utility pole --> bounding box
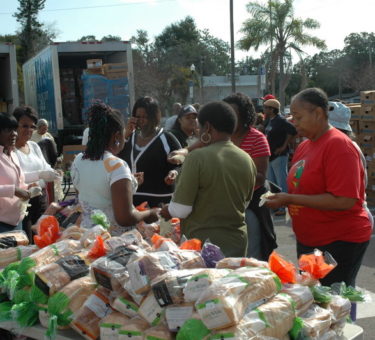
[230,0,236,93]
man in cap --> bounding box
[263,98,297,216]
[165,102,182,131]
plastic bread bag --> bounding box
[0,230,29,249]
[71,287,114,340]
[299,304,333,338]
[183,268,232,303]
[81,224,111,248]
[111,291,140,319]
[195,267,282,330]
[298,249,337,281]
[91,209,110,230]
[136,220,160,241]
[34,215,61,248]
[126,250,180,295]
[91,245,139,293]
[28,239,82,267]
[0,245,38,268]
[281,283,314,316]
[172,249,206,269]
[144,323,173,340]
[123,279,146,305]
[165,303,195,332]
[259,191,274,207]
[138,291,165,326]
[200,240,225,268]
[324,294,351,321]
[210,293,296,339]
[34,252,90,296]
[151,234,179,252]
[176,318,211,340]
[310,285,333,304]
[330,318,347,337]
[179,238,201,251]
[151,269,203,307]
[118,315,149,340]
[268,251,297,284]
[216,257,269,270]
[105,229,150,253]
[57,225,85,242]
[100,311,130,340]
[330,282,367,302]
[42,276,97,339]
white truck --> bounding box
[0,43,19,113]
[22,41,135,145]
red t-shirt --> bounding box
[240,127,271,158]
[287,128,371,246]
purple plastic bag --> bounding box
[201,240,225,268]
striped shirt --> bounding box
[240,127,271,158]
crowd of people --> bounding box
[0,88,373,320]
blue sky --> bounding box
[1,0,375,61]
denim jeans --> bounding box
[245,208,261,259]
[267,155,288,193]
[0,221,23,233]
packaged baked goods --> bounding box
[138,292,165,326]
[300,304,333,338]
[28,239,82,267]
[105,229,150,253]
[151,269,202,307]
[196,267,281,330]
[0,230,29,248]
[144,323,173,340]
[281,283,314,316]
[325,295,351,321]
[176,318,211,340]
[172,250,206,269]
[71,287,114,340]
[57,225,85,241]
[81,225,111,248]
[34,253,91,295]
[183,269,231,303]
[91,245,139,293]
[0,245,38,268]
[165,303,194,332]
[118,316,149,340]
[100,311,130,340]
[216,257,269,270]
[111,291,140,318]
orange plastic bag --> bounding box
[299,249,337,279]
[151,234,178,251]
[88,235,106,258]
[34,216,61,248]
[180,238,202,251]
[268,251,297,284]
[136,201,149,211]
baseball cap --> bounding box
[179,105,197,117]
[261,94,276,101]
[328,101,352,132]
[263,99,280,110]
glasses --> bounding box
[19,124,36,130]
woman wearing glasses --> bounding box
[13,106,58,239]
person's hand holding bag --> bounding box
[38,169,60,182]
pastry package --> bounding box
[325,294,351,321]
[281,283,314,316]
[144,323,173,340]
[165,303,195,332]
[0,230,29,248]
[57,225,85,241]
[138,291,165,326]
[210,293,295,339]
[81,225,111,248]
[118,316,149,340]
[151,269,202,307]
[28,239,82,267]
[100,311,130,340]
[0,245,38,268]
[195,267,281,330]
[71,287,114,340]
[91,245,139,293]
[111,291,140,318]
[126,251,180,295]
[183,268,231,303]
[172,250,206,269]
[216,257,269,270]
[34,252,90,295]
[104,229,150,253]
[300,304,333,338]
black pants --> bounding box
[297,240,369,287]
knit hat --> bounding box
[263,99,281,110]
[328,101,352,132]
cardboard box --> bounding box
[62,145,86,170]
[85,67,104,75]
[360,105,375,121]
[106,71,128,80]
[103,63,127,80]
[360,90,375,105]
[350,120,359,134]
[359,121,375,134]
[350,105,361,120]
[86,59,103,69]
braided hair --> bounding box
[223,93,256,129]
[83,102,124,160]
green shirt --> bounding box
[172,140,256,257]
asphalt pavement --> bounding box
[272,211,375,340]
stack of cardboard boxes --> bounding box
[349,91,375,206]
[85,59,127,79]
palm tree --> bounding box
[238,0,326,107]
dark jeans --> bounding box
[0,221,23,233]
[297,240,369,287]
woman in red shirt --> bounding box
[266,88,371,291]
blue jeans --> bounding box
[245,208,261,258]
[267,155,288,193]
[0,221,23,233]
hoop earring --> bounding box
[115,140,120,147]
[200,132,211,144]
